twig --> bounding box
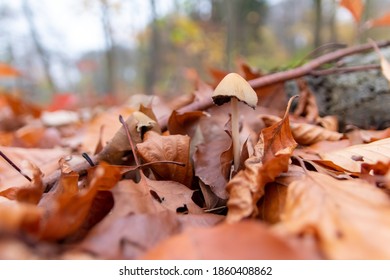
[0,150,32,182]
[158,40,390,131]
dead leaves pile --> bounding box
[1,63,390,260]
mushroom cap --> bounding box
[132,111,156,132]
[212,72,258,109]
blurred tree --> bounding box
[21,0,57,93]
[313,0,322,48]
[99,0,117,96]
[144,0,161,95]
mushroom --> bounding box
[212,72,258,172]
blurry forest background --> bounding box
[1,0,390,106]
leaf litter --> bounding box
[0,62,390,260]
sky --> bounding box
[6,0,174,58]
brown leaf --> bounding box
[346,126,390,144]
[0,161,44,204]
[73,172,218,259]
[82,106,134,155]
[0,197,42,233]
[142,220,316,260]
[261,114,344,145]
[167,110,205,136]
[278,171,390,259]
[293,79,319,123]
[78,212,182,259]
[320,137,390,172]
[0,146,69,191]
[226,96,298,223]
[340,0,364,23]
[193,111,232,199]
[258,182,288,224]
[37,163,121,240]
[137,131,193,188]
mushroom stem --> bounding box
[231,97,240,171]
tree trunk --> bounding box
[313,0,322,48]
[144,0,160,95]
[100,0,116,96]
[225,0,238,71]
[22,0,56,93]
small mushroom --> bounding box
[132,111,157,133]
[212,73,258,171]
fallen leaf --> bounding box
[346,126,390,144]
[261,114,344,145]
[293,79,319,123]
[142,220,317,260]
[193,110,232,199]
[226,96,298,223]
[320,137,390,172]
[0,146,69,191]
[37,163,121,240]
[137,131,193,188]
[278,171,390,259]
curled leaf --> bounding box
[261,115,344,145]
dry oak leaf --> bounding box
[278,171,390,259]
[261,115,344,145]
[142,220,316,260]
[137,131,193,188]
[226,96,298,223]
[320,137,390,172]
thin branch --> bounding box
[0,151,32,182]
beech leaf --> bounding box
[142,220,317,260]
[320,137,390,172]
[261,115,344,145]
[278,171,390,259]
